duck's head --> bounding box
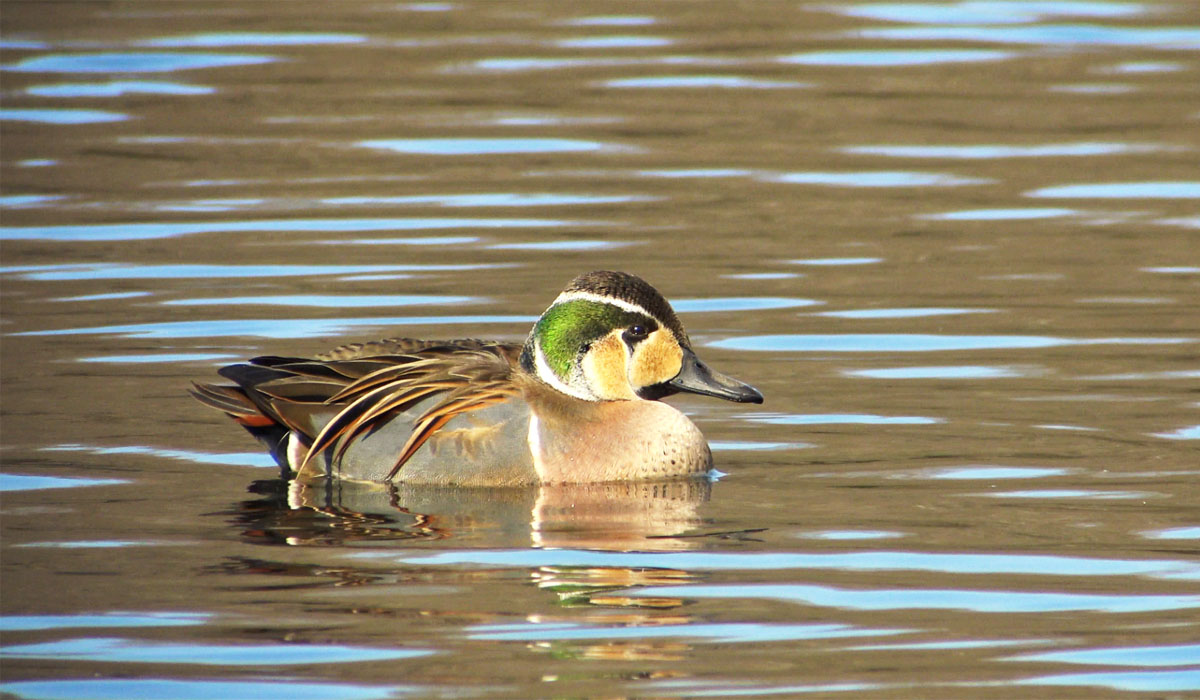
[520,270,763,404]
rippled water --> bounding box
[2,1,1198,698]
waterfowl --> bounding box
[191,270,763,485]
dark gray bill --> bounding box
[666,347,763,404]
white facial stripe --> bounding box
[533,338,597,401]
[550,290,664,326]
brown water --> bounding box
[2,2,1199,698]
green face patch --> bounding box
[535,300,650,380]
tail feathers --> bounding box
[190,382,274,427]
[191,382,293,477]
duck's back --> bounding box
[192,338,536,484]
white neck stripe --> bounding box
[532,339,598,401]
[550,290,661,324]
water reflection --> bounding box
[0,636,431,665]
[0,613,209,631]
[136,32,366,47]
[466,56,729,72]
[1143,527,1200,540]
[779,49,1015,66]
[556,36,672,49]
[1101,60,1183,73]
[765,171,989,187]
[7,262,478,280]
[1007,643,1200,666]
[382,549,1200,579]
[749,413,943,426]
[921,208,1077,221]
[1016,669,1200,693]
[25,81,213,97]
[0,217,572,241]
[20,315,535,339]
[44,444,276,468]
[268,478,712,551]
[976,489,1151,500]
[856,24,1200,48]
[0,194,67,207]
[833,2,1147,24]
[162,294,480,308]
[629,583,1200,613]
[926,467,1068,480]
[0,474,128,492]
[673,297,820,312]
[2,52,276,73]
[605,75,808,89]
[322,193,655,207]
[562,15,657,26]
[841,142,1163,158]
[77,353,236,365]
[791,257,882,265]
[467,620,907,643]
[0,109,127,124]
[359,138,613,155]
[815,307,995,318]
[844,365,1027,379]
[0,679,412,700]
[1028,182,1200,198]
[712,334,1194,352]
[487,239,631,251]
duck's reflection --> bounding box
[226,478,722,663]
[238,477,712,551]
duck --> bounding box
[191,270,763,486]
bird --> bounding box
[191,270,763,486]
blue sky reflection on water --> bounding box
[711,334,1195,352]
[25,81,213,97]
[854,24,1200,49]
[43,444,278,468]
[844,365,1027,379]
[831,2,1147,25]
[1016,669,1200,693]
[161,294,480,308]
[1006,643,1200,667]
[467,621,910,643]
[1028,182,1200,198]
[779,49,1016,66]
[0,613,210,632]
[0,217,572,242]
[606,75,809,89]
[629,583,1200,614]
[841,143,1165,158]
[136,32,366,47]
[0,474,129,492]
[17,316,536,340]
[359,137,612,155]
[0,637,433,666]
[2,52,276,73]
[374,549,1200,580]
[0,679,411,700]
[0,109,128,124]
[765,171,990,187]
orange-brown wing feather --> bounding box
[298,342,522,475]
[383,379,516,480]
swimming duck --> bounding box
[191,270,763,485]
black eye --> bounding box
[623,324,649,343]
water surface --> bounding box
[2,1,1198,698]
